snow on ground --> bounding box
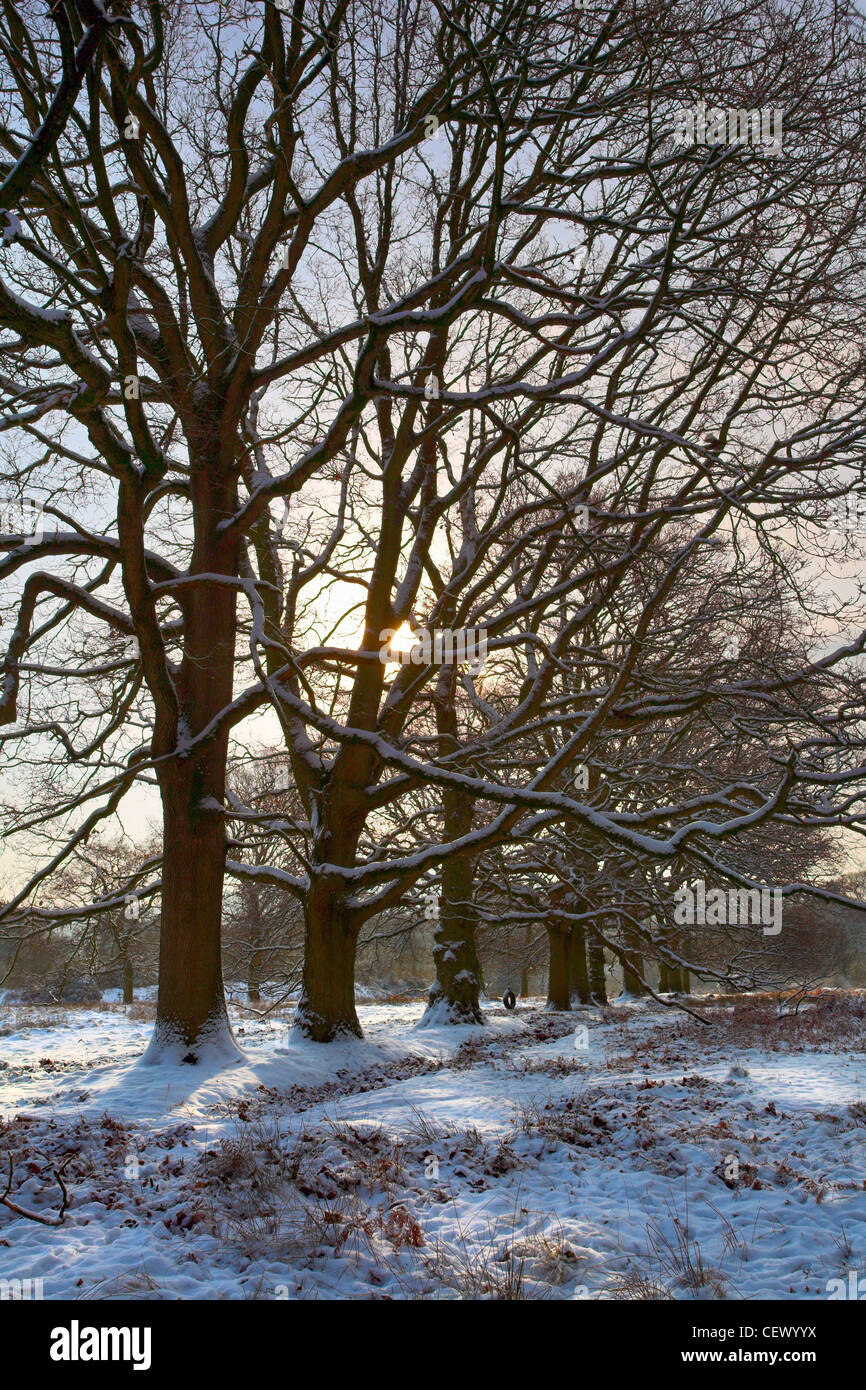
[0,991,864,1300]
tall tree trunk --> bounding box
[568,921,590,1004]
[520,924,532,997]
[546,920,571,1010]
[588,933,608,1004]
[122,956,134,1006]
[144,468,240,1065]
[296,877,361,1041]
[247,886,264,1003]
[423,672,483,1025]
[146,758,234,1061]
[668,927,689,990]
[668,918,690,992]
[620,934,647,997]
[422,846,484,1025]
[658,959,672,992]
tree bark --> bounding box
[546,920,571,1010]
[146,758,234,1061]
[671,967,689,992]
[144,464,240,1065]
[568,921,591,1004]
[588,933,608,1004]
[520,923,532,997]
[423,847,484,1025]
[122,957,134,1006]
[295,877,361,1041]
[668,938,690,991]
[620,942,647,997]
[422,673,483,1026]
[247,886,264,1003]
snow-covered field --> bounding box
[1,991,864,1300]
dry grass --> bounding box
[0,999,157,1034]
[404,1106,447,1146]
[126,1001,157,1022]
[0,1007,60,1036]
[646,1214,730,1297]
[607,990,866,1073]
[204,1114,293,1194]
[612,1272,676,1299]
[424,1202,590,1300]
[685,990,866,1054]
[511,1088,613,1150]
[77,1270,170,1300]
[426,1215,533,1299]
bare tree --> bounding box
[4,0,866,1064]
[0,0,113,223]
[2,0,586,1057]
